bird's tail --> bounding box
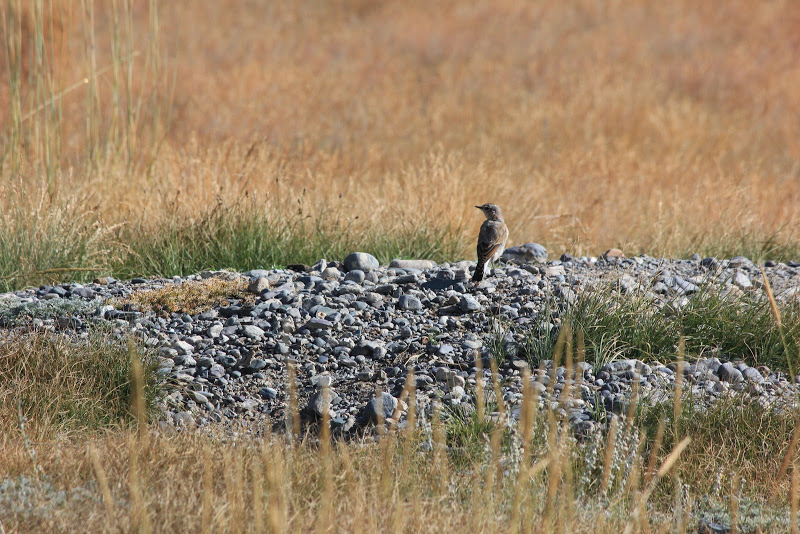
[472,261,485,282]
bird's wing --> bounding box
[477,221,506,262]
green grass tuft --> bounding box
[511,280,800,373]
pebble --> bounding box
[2,252,798,440]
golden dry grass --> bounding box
[3,0,800,260]
[1,369,798,533]
[119,276,255,317]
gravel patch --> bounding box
[1,248,799,438]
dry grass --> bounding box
[119,276,255,317]
[0,331,161,435]
[1,328,799,532]
[2,0,800,273]
[1,340,799,533]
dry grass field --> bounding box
[3,2,800,532]
[3,0,800,290]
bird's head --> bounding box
[475,203,503,221]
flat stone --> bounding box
[458,295,481,312]
[241,325,265,339]
[389,259,436,271]
[304,318,334,331]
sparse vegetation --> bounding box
[3,1,800,532]
[0,332,164,434]
[2,334,798,532]
[119,276,255,317]
[506,281,800,373]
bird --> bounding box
[472,203,509,282]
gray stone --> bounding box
[501,243,547,264]
[259,387,278,400]
[458,295,481,312]
[398,295,423,311]
[249,358,267,371]
[717,362,744,384]
[241,325,265,340]
[207,323,223,338]
[174,340,194,355]
[362,392,398,423]
[321,267,342,280]
[389,259,436,271]
[343,252,380,272]
[345,270,366,283]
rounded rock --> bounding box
[343,252,380,273]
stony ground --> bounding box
[2,247,800,439]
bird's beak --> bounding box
[474,205,481,209]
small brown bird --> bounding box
[472,203,509,282]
